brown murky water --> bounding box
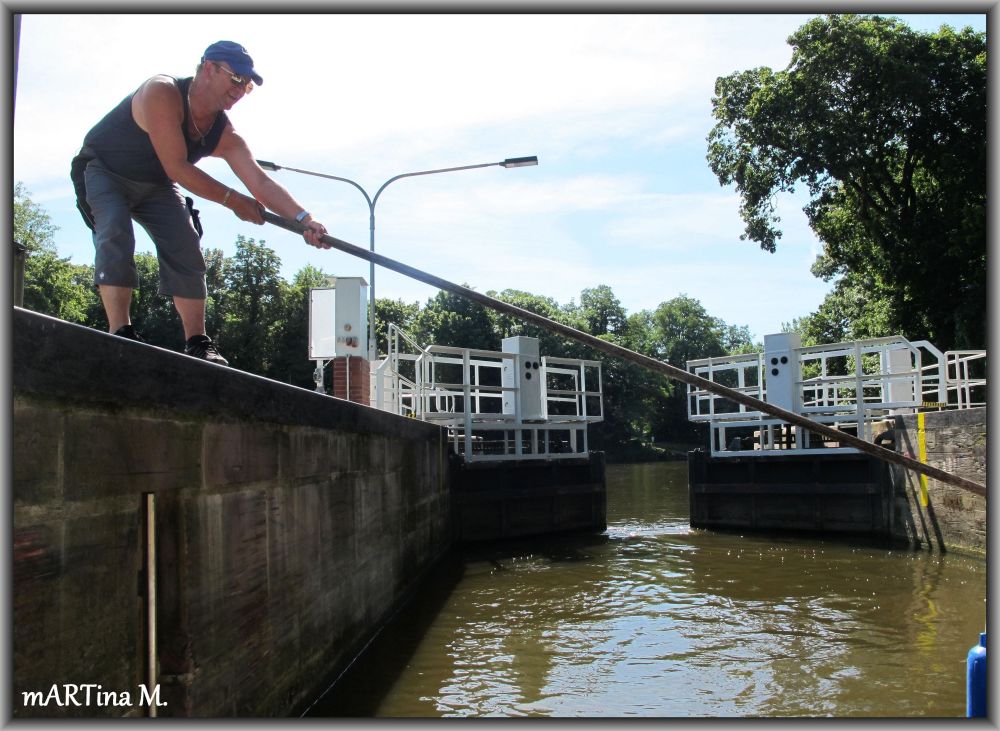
[307,461,986,717]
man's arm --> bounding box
[133,75,264,224]
[215,126,330,248]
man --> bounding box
[71,40,330,366]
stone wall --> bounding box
[12,308,451,717]
[890,408,987,557]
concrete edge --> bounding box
[13,307,442,440]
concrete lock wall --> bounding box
[687,408,986,555]
[890,408,987,557]
[12,308,452,717]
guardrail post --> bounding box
[13,240,26,307]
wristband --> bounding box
[295,210,311,223]
[222,188,233,207]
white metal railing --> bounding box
[687,335,986,458]
[373,323,426,417]
[911,341,987,410]
[373,326,603,463]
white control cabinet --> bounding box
[501,336,545,421]
[308,277,368,359]
[763,332,802,413]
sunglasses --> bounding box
[213,62,254,94]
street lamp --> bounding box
[257,156,539,364]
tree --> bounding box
[707,14,986,350]
[14,182,99,324]
[487,289,569,358]
[577,284,627,337]
[647,295,748,442]
[650,294,737,367]
[217,236,285,373]
[130,253,184,347]
[13,182,58,254]
[374,297,421,356]
[204,247,228,342]
[784,272,894,347]
[412,287,497,351]
[268,264,332,387]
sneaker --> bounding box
[184,334,229,366]
[113,324,146,343]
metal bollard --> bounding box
[967,631,987,717]
[13,240,26,307]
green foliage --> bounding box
[708,14,986,350]
[216,236,285,373]
[487,289,571,358]
[269,264,332,385]
[412,288,497,351]
[783,272,895,347]
[576,284,628,336]
[204,247,227,342]
[22,251,99,325]
[13,182,59,254]
[374,298,420,355]
[651,294,745,365]
[646,295,754,442]
[15,181,100,324]
[128,253,185,345]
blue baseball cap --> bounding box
[202,41,263,86]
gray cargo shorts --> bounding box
[85,159,207,299]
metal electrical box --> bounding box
[886,346,916,413]
[763,332,802,413]
[308,277,368,359]
[501,336,545,421]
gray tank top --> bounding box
[82,76,229,184]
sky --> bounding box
[12,11,988,344]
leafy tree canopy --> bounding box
[14,181,58,254]
[707,14,986,349]
[14,181,98,323]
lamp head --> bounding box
[500,156,538,168]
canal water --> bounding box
[307,461,986,718]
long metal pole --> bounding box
[263,211,987,497]
[369,208,376,362]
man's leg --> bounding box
[175,295,227,365]
[172,295,206,341]
[99,284,135,333]
[135,186,227,365]
[85,161,140,332]
[133,186,209,342]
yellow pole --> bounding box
[917,412,929,507]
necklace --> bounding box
[187,89,206,145]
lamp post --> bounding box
[257,156,538,363]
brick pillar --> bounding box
[331,356,370,405]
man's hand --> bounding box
[227,191,265,224]
[303,219,332,249]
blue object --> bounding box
[967,631,987,718]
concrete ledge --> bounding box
[13,307,440,440]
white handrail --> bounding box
[374,325,604,462]
[687,335,985,457]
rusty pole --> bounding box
[264,211,986,497]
